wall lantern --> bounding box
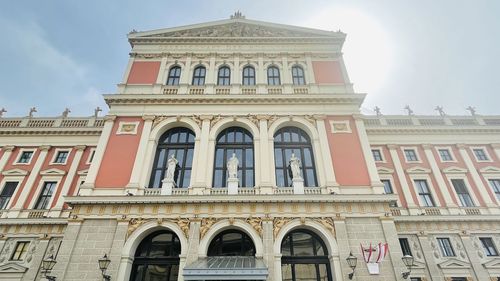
[41,255,57,281]
[345,252,357,280]
[98,253,111,281]
[401,254,415,279]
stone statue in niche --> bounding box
[288,152,302,180]
[227,153,239,179]
[165,154,180,185]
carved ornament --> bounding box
[246,217,263,237]
[273,217,291,238]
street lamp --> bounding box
[41,255,57,281]
[401,255,415,279]
[345,252,357,280]
[98,254,111,281]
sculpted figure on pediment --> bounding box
[150,23,322,38]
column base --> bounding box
[227,178,239,195]
[292,178,304,194]
[161,179,175,195]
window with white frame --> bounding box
[451,179,475,207]
[479,237,498,256]
[372,149,383,162]
[438,149,453,161]
[404,149,418,162]
[166,66,181,86]
[87,149,96,164]
[414,179,435,207]
[17,150,34,164]
[381,179,393,194]
[489,179,500,201]
[0,181,18,209]
[53,150,69,164]
[291,65,306,85]
[34,181,57,209]
[473,148,489,161]
[437,237,455,257]
[192,65,206,86]
[242,65,256,86]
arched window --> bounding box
[267,66,281,85]
[208,229,256,256]
[281,229,332,281]
[149,128,195,189]
[242,66,256,86]
[217,66,231,86]
[166,66,181,86]
[213,127,254,188]
[291,65,306,85]
[274,127,317,187]
[130,230,181,281]
[192,66,206,85]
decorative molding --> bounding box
[273,217,292,238]
[329,120,351,133]
[2,168,29,176]
[438,258,471,269]
[0,262,28,273]
[117,121,139,135]
[246,217,263,237]
[127,217,191,239]
[479,166,500,174]
[377,166,394,174]
[39,168,66,176]
[405,166,431,174]
[441,166,468,174]
[312,217,335,235]
[200,217,221,239]
[1,145,15,152]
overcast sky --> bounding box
[1,0,499,117]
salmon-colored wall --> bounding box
[325,116,370,186]
[312,61,345,84]
[127,61,161,84]
[3,147,39,207]
[95,117,144,188]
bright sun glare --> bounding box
[301,7,395,97]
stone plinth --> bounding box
[227,177,239,195]
[292,177,304,194]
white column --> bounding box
[258,116,273,191]
[387,144,418,209]
[156,57,169,84]
[457,144,497,210]
[192,116,212,192]
[0,145,15,173]
[10,145,51,215]
[422,144,458,212]
[353,115,384,193]
[53,145,85,210]
[127,115,155,192]
[491,143,500,161]
[206,55,216,86]
[314,115,338,192]
[257,55,266,94]
[179,55,192,95]
[79,115,116,195]
[233,55,240,85]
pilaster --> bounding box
[193,115,212,192]
[127,115,155,192]
[315,115,339,191]
[460,233,490,281]
[262,219,274,281]
[417,233,443,280]
[380,217,406,279]
[53,145,86,211]
[0,145,15,173]
[387,144,418,209]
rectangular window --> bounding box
[17,151,33,163]
[480,237,498,256]
[0,182,18,209]
[399,238,412,256]
[10,241,30,261]
[437,238,456,257]
[382,180,393,194]
[414,180,435,207]
[87,149,96,164]
[410,278,422,281]
[451,278,467,281]
[489,179,500,201]
[34,182,57,209]
[404,149,418,161]
[53,151,69,164]
[438,149,453,161]
[473,148,489,161]
[372,149,383,161]
[451,179,475,207]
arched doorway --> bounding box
[281,229,333,281]
[130,230,181,281]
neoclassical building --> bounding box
[1,14,500,281]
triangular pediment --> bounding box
[40,168,66,176]
[479,166,500,174]
[0,262,28,273]
[129,18,341,39]
[483,258,500,268]
[438,258,471,269]
[1,168,29,176]
[377,166,394,174]
[406,166,431,174]
[442,166,468,174]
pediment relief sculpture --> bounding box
[143,22,331,38]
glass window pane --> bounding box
[292,232,315,256]
[246,149,254,167]
[291,131,299,142]
[156,149,166,168]
[303,148,313,167]
[185,149,194,168]
[281,264,293,281]
[306,169,315,186]
[294,264,317,280]
[182,170,191,188]
[227,130,235,143]
[214,170,223,187]
[275,148,283,167]
[153,171,162,188]
[276,170,285,187]
[132,265,146,281]
[235,131,243,142]
[215,149,224,168]
[245,170,254,187]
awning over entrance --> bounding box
[183,256,268,280]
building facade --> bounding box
[0,14,500,281]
